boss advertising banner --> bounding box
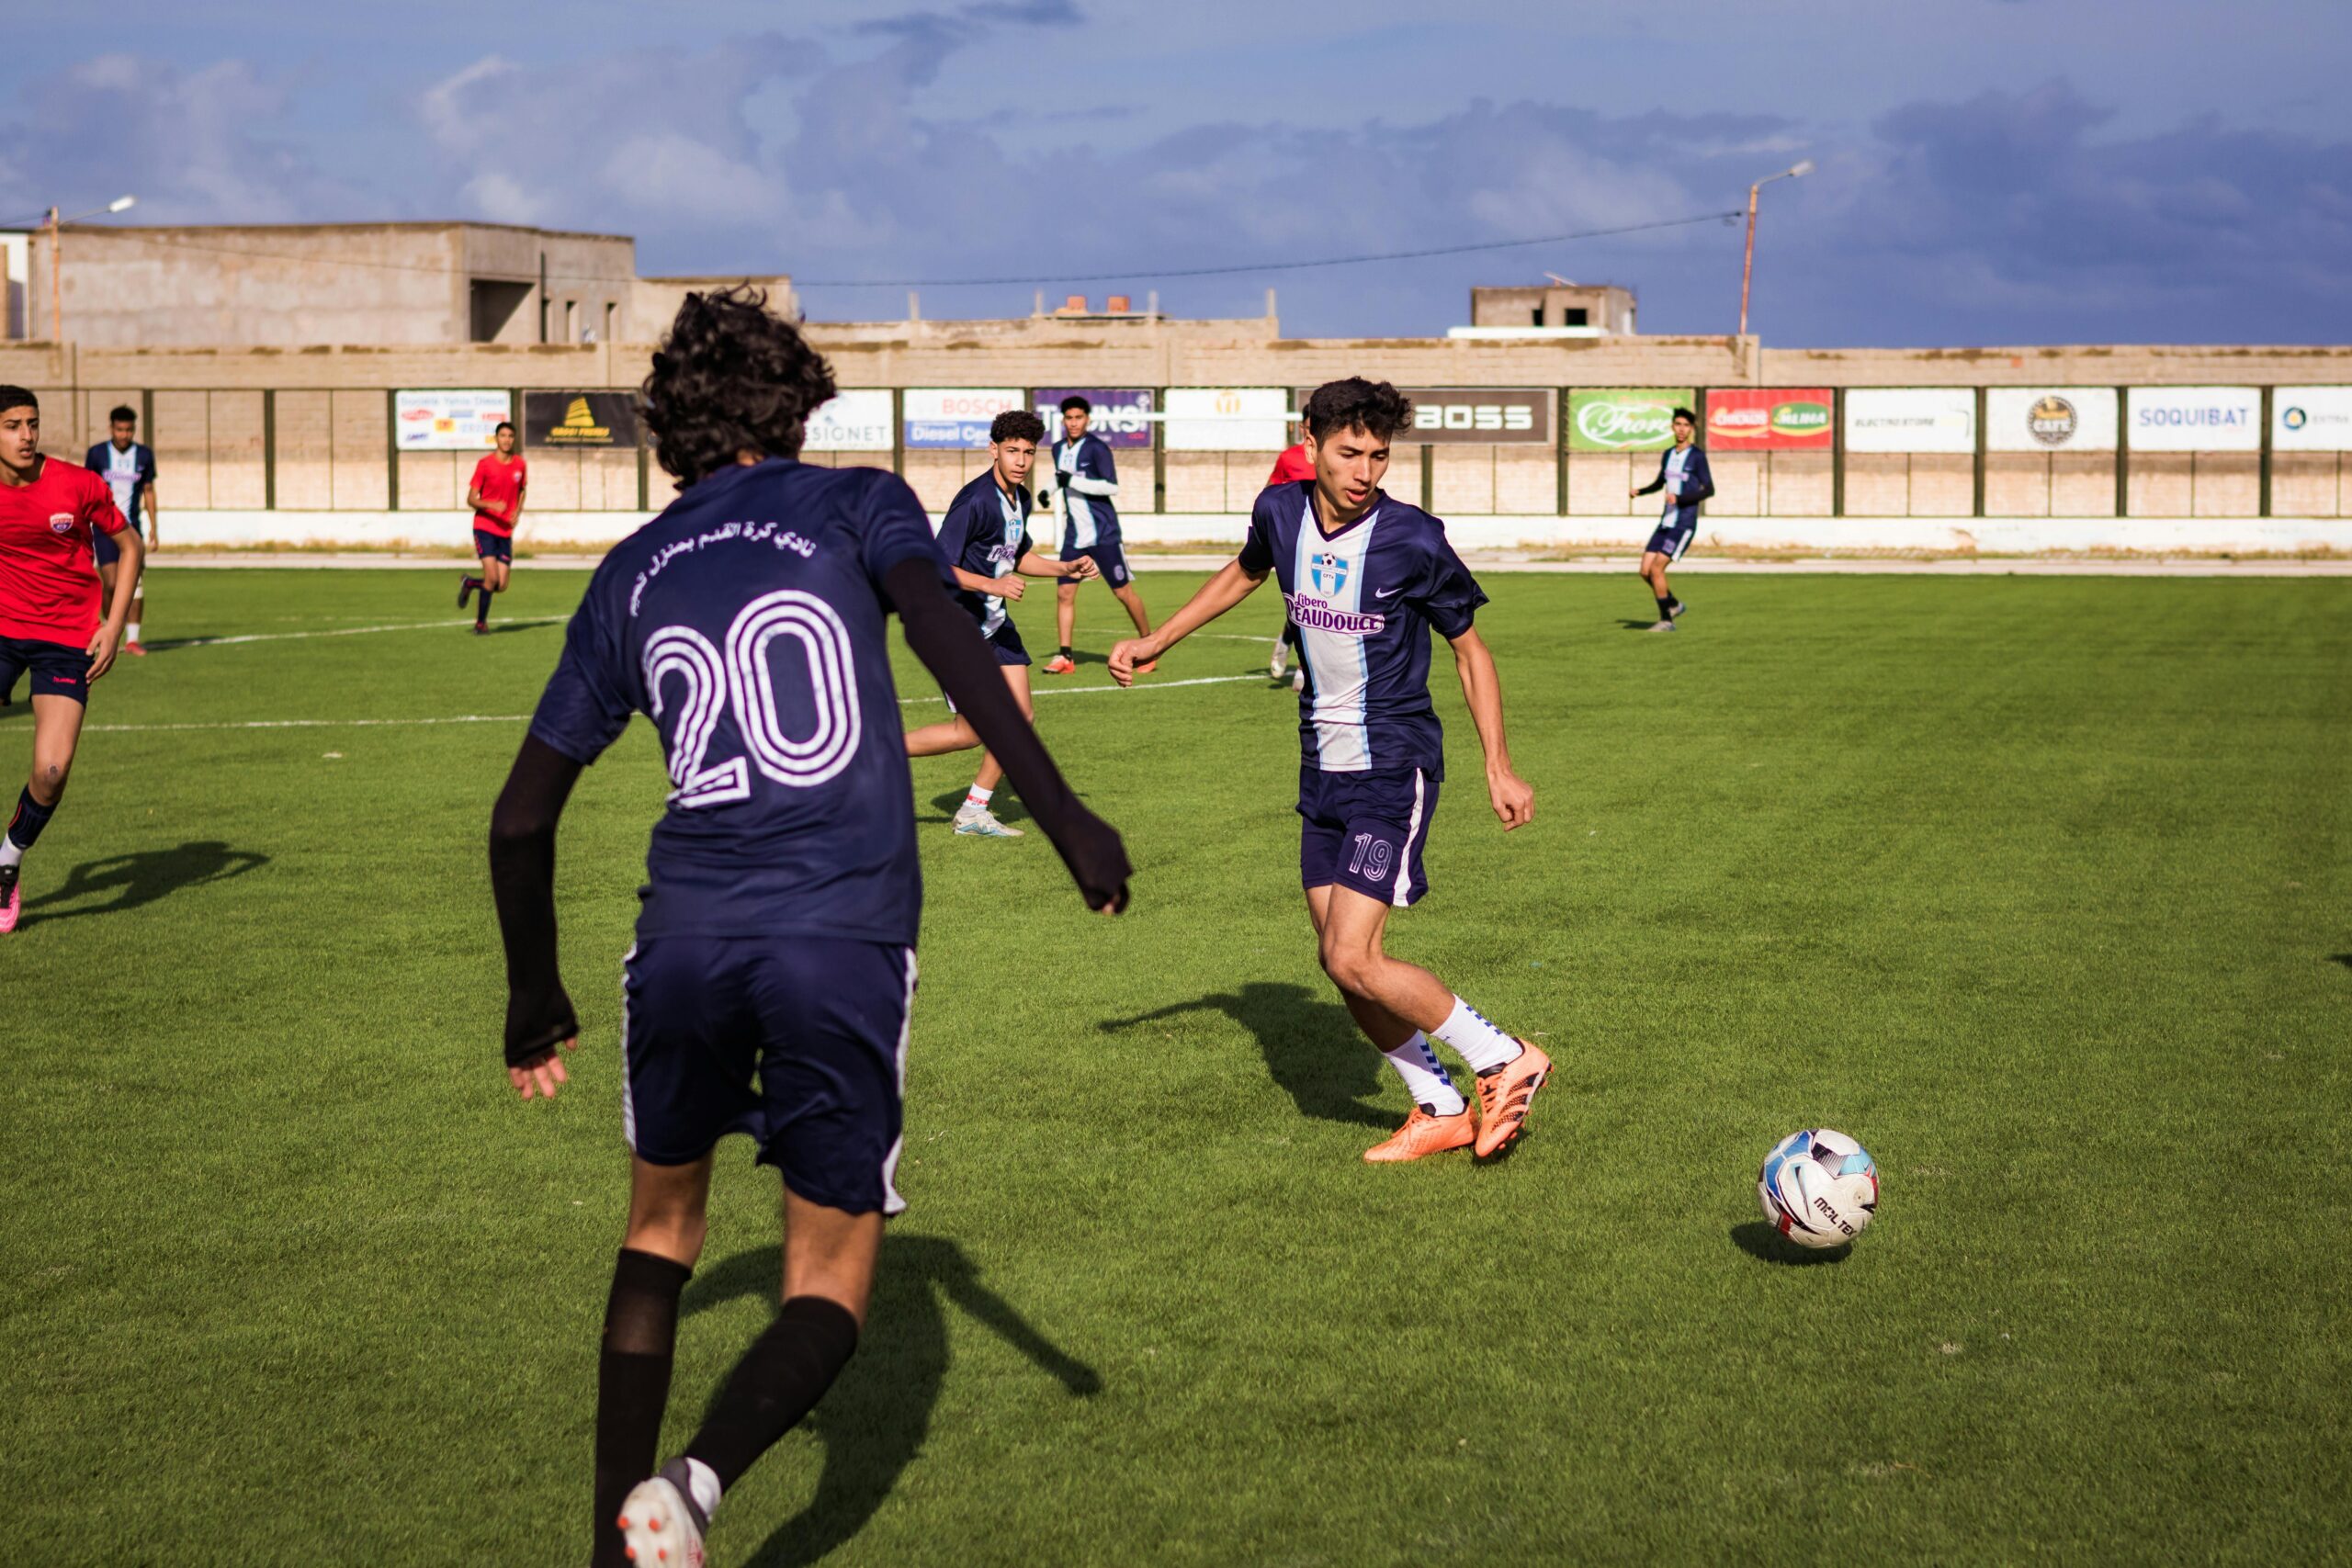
[394,389,511,451]
[1566,389,1693,451]
[2270,387,2352,452]
[801,389,896,453]
[1984,388,2119,453]
[904,388,1024,450]
[1399,388,1553,444]
[522,391,640,449]
[1703,388,1833,450]
[1164,387,1288,451]
[1033,388,1155,449]
[2127,387,2260,452]
[1842,388,1976,454]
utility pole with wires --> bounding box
[1737,161,1811,338]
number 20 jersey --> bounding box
[528,457,950,945]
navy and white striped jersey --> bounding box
[936,471,1033,637]
[1238,480,1487,778]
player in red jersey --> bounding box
[459,422,527,634]
[1263,443,1314,690]
[0,386,141,933]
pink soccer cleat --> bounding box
[0,867,20,935]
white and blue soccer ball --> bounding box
[1757,1129,1879,1248]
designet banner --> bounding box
[2128,386,2260,452]
[905,388,1023,450]
[1034,388,1155,449]
[2272,387,2352,453]
[1165,388,1288,451]
[802,389,895,453]
[1567,389,1692,451]
[1398,387,1552,445]
[523,391,639,449]
[1984,387,2119,453]
[1704,388,1832,450]
[1843,388,1975,454]
[395,389,511,451]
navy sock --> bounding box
[7,786,57,852]
[1656,595,1674,620]
[684,1295,860,1492]
[478,583,493,626]
[593,1249,692,1568]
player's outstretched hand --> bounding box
[505,984,582,1100]
[1055,807,1134,915]
[1066,555,1102,582]
[86,624,122,683]
[510,1040,576,1100]
[1487,767,1535,830]
[1107,637,1152,687]
[994,573,1027,602]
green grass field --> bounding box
[4,565,2346,1565]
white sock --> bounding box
[1380,1032,1465,1116]
[963,784,993,811]
[1430,996,1522,1074]
[0,838,22,870]
[126,620,141,642]
[682,1456,722,1521]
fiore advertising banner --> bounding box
[802,389,895,453]
[1704,388,1833,450]
[1034,388,1156,449]
[2271,387,2352,452]
[395,389,511,451]
[904,388,1024,450]
[522,391,640,449]
[1164,387,1288,451]
[1399,388,1553,444]
[2127,386,2260,452]
[1567,389,1692,451]
[1984,388,2119,452]
[1843,388,1976,454]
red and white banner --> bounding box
[1704,388,1833,451]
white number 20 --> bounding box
[643,590,864,808]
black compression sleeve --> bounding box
[489,733,585,1066]
[884,556,1133,911]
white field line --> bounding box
[153,617,560,650]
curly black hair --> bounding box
[1302,377,1413,444]
[641,286,837,487]
[109,404,138,425]
[990,409,1046,446]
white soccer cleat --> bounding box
[1269,640,1288,679]
[616,1468,707,1567]
[953,804,1024,838]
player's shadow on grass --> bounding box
[2328,953,2352,972]
[684,1234,1100,1568]
[18,840,267,926]
[1101,983,1393,1129]
[922,787,1032,826]
[1728,1221,1852,1267]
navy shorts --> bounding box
[0,637,93,705]
[473,528,513,563]
[1645,511,1697,562]
[92,524,139,568]
[944,623,1027,715]
[1298,765,1439,908]
[622,936,918,1215]
[1061,541,1131,588]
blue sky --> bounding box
[5,0,2347,345]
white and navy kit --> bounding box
[85,440,154,568]
[1643,443,1712,561]
[935,471,1035,667]
[1238,481,1487,908]
[527,457,949,1214]
[1053,433,1130,586]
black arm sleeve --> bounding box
[489,733,586,1066]
[1633,456,1665,496]
[885,556,1132,911]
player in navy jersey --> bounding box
[1040,395,1153,674]
[487,288,1130,1568]
[902,408,1098,838]
[1110,378,1550,1164]
[1630,408,1712,631]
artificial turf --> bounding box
[2,564,2346,1565]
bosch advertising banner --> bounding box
[1703,389,1832,451]
[522,391,639,449]
[1566,389,1693,451]
[1984,388,2118,453]
[395,389,512,451]
[1842,388,1976,454]
[801,390,895,453]
[1164,388,1288,451]
[1034,388,1155,449]
[2273,387,2352,452]
[904,388,1024,450]
[2127,387,2260,452]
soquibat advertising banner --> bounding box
[2127,386,2260,452]
[395,389,511,451]
[904,388,1024,450]
[2270,387,2352,453]
[1984,388,2119,453]
[1843,388,1976,454]
[1164,388,1288,451]
[1398,388,1553,444]
[802,390,895,453]
[523,391,640,449]
[1704,388,1833,451]
[1566,389,1693,451]
[1034,388,1155,449]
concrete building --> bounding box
[1469,280,1638,335]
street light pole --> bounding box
[44,194,137,343]
[1737,160,1813,338]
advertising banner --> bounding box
[1164,387,1288,451]
[1984,387,2119,453]
[2127,386,2260,452]
[1034,388,1156,449]
[1566,389,1693,451]
[2271,387,2352,453]
[1843,388,1976,454]
[904,388,1024,450]
[802,389,895,453]
[395,389,512,451]
[1703,388,1833,451]
[1396,387,1552,444]
[522,391,640,449]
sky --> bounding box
[4,0,2348,346]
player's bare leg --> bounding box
[1,694,85,933]
[906,665,1032,836]
[1047,579,1080,671]
[1111,580,1153,637]
[1640,550,1680,631]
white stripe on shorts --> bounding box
[877,947,919,1216]
[1392,768,1427,908]
[617,943,639,1154]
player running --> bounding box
[85,404,156,656]
[0,386,141,934]
[1263,441,1314,691]
[1630,407,1712,632]
[1110,378,1548,1164]
[902,408,1098,839]
[458,421,526,634]
[1041,395,1154,674]
[487,288,1130,1568]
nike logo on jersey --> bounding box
[1375,585,1403,598]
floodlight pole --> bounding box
[45,195,136,342]
[1737,161,1812,338]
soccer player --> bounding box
[1264,441,1314,690]
[459,421,526,634]
[85,405,156,656]
[1109,378,1549,1164]
[486,288,1130,1568]
[902,408,1098,839]
[0,386,141,934]
[1040,395,1153,674]
[1630,407,1713,632]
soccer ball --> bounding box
[1757,1129,1879,1248]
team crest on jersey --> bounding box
[1308,551,1350,595]
[50,513,74,534]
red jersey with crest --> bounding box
[470,453,528,537]
[0,457,129,644]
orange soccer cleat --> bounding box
[1042,654,1077,674]
[123,641,147,657]
[1363,1105,1476,1163]
[1134,658,1158,674]
[1473,1041,1552,1158]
